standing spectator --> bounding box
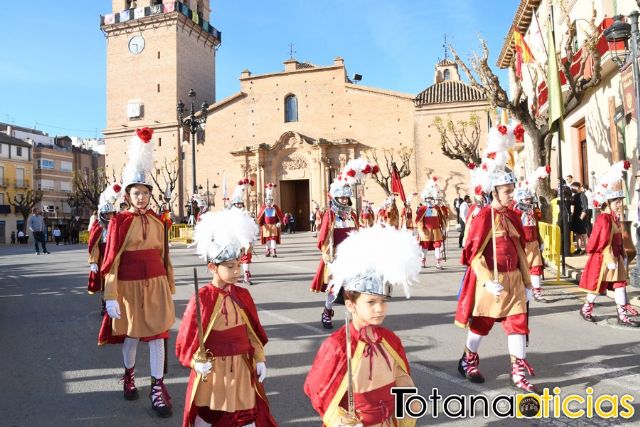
[17,229,25,244]
[62,227,70,245]
[283,212,290,234]
[570,182,589,255]
[289,212,296,233]
[453,195,464,223]
[53,226,62,245]
[10,231,16,244]
[583,185,594,236]
[28,207,50,255]
[309,206,318,232]
[565,175,574,186]
[458,195,471,248]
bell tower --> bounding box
[100,0,221,215]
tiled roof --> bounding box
[0,132,32,148]
[295,61,316,70]
[415,80,486,106]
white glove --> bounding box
[256,362,267,382]
[90,263,99,273]
[194,360,212,376]
[607,262,617,270]
[105,300,121,319]
[484,280,504,296]
[525,287,534,302]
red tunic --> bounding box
[256,205,284,244]
[455,206,530,328]
[579,212,627,293]
[176,284,276,427]
[87,221,106,294]
[310,210,359,292]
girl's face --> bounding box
[127,185,151,210]
[209,259,241,285]
[609,198,624,213]
[345,293,388,328]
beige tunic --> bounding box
[104,215,176,338]
[470,216,531,319]
[194,295,265,412]
[602,221,628,282]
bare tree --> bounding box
[433,113,482,165]
[7,189,43,224]
[70,168,109,212]
[448,3,602,206]
[149,157,179,210]
[364,147,413,195]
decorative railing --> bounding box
[100,1,221,44]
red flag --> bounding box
[390,163,406,203]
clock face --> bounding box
[128,35,145,55]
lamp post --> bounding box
[605,14,640,158]
[177,89,209,196]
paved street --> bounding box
[1,232,640,426]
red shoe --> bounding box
[321,308,334,329]
[120,366,139,401]
[510,358,539,394]
[149,376,172,418]
[457,351,485,383]
[580,302,596,322]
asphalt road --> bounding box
[1,231,639,426]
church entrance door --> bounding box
[279,179,310,232]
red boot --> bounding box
[510,357,538,394]
[457,350,485,383]
[580,301,596,322]
[149,376,172,418]
[120,366,139,401]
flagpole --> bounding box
[549,5,567,276]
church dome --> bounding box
[415,80,486,106]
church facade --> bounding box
[101,1,490,227]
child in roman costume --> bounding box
[400,193,417,232]
[304,225,421,427]
[359,201,375,228]
[376,195,399,229]
[99,127,176,417]
[88,183,122,315]
[455,124,539,393]
[176,209,276,427]
[512,166,550,303]
[416,178,445,269]
[230,178,257,285]
[256,183,284,258]
[578,160,640,327]
[312,159,374,329]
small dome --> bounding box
[415,80,485,106]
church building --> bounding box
[101,1,489,228]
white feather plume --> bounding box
[194,209,259,262]
[599,161,629,187]
[122,133,154,187]
[331,225,421,298]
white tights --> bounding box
[507,334,526,359]
[122,337,164,378]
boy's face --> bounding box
[492,184,514,207]
[346,293,388,326]
[610,198,624,212]
[209,259,241,284]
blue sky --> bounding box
[0,1,517,138]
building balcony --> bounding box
[100,2,221,45]
[0,205,10,214]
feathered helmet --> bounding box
[514,166,551,210]
[420,177,440,203]
[231,178,255,206]
[467,162,489,202]
[264,182,276,205]
[597,160,630,202]
[98,183,123,214]
[329,158,378,208]
[483,124,518,190]
[194,209,259,264]
[331,225,421,298]
[122,127,155,192]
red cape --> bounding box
[579,213,613,292]
[175,284,275,427]
[455,206,527,327]
[87,221,104,293]
[304,325,409,422]
[256,204,284,244]
[310,210,359,292]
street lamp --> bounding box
[605,14,640,159]
[177,89,209,196]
